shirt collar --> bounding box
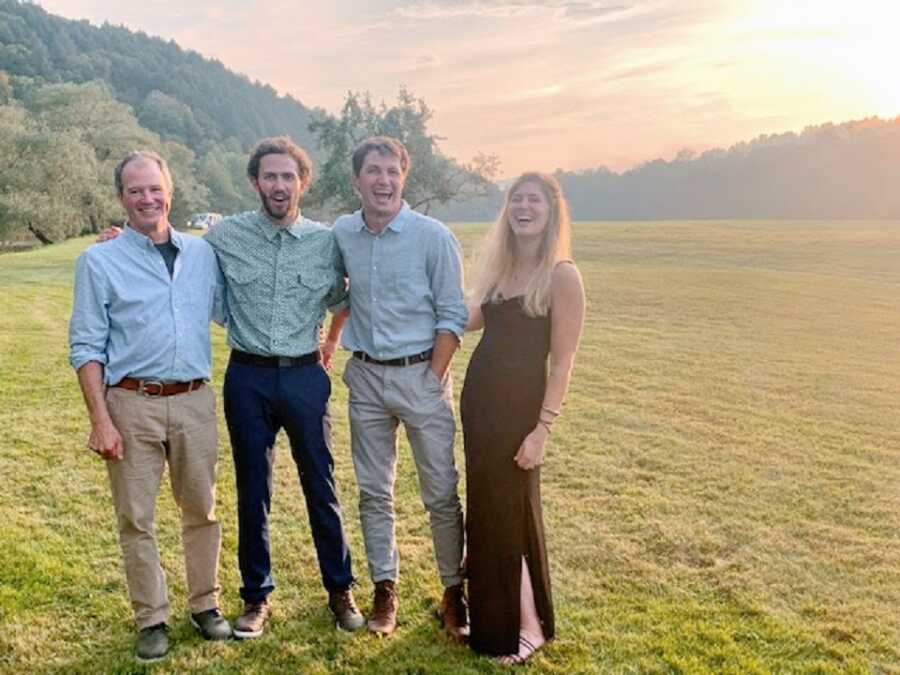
[254,209,309,241]
[122,223,182,250]
[355,201,411,234]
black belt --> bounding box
[353,349,433,367]
[231,349,320,368]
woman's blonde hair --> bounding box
[469,172,572,317]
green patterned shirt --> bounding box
[204,210,348,357]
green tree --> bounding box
[305,88,499,218]
[0,79,210,243]
[137,90,203,147]
[0,99,28,238]
[162,139,210,224]
[1,126,103,243]
[197,145,256,215]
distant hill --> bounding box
[0,0,319,154]
[437,116,900,221]
[2,0,897,225]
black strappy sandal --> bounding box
[497,635,540,666]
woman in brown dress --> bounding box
[461,172,585,665]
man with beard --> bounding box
[203,137,363,637]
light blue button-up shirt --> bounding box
[69,226,225,385]
[333,202,467,360]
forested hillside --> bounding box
[0,1,493,246]
[0,0,318,153]
[0,0,331,244]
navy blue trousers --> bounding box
[224,356,354,602]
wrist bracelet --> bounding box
[537,419,553,434]
[541,405,561,418]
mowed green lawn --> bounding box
[1,220,898,674]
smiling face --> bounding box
[353,149,406,223]
[118,158,171,234]
[506,180,552,241]
[253,153,305,225]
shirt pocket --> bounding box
[297,267,333,299]
[228,267,265,309]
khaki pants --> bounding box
[105,385,221,629]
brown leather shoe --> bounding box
[329,588,365,631]
[439,583,469,643]
[233,599,270,639]
[367,580,398,635]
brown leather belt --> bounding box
[353,349,433,367]
[113,377,206,397]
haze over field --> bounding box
[35,0,900,177]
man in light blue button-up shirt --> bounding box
[333,136,469,640]
[69,217,224,386]
[69,151,231,660]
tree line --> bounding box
[436,116,900,222]
[0,73,495,245]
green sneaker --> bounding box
[191,608,232,641]
[136,623,168,662]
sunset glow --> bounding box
[35,0,900,176]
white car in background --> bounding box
[187,212,223,230]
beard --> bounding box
[260,190,297,223]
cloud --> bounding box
[392,0,635,22]
[392,1,538,20]
[555,2,633,24]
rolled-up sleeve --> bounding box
[326,237,350,314]
[428,229,467,339]
[212,261,227,327]
[68,252,110,372]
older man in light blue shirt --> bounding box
[69,151,229,662]
[333,136,469,641]
[70,226,224,385]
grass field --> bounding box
[1,220,899,674]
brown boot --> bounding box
[329,588,365,631]
[367,580,398,636]
[233,599,270,639]
[439,583,469,643]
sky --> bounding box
[36,0,900,177]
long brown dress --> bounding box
[460,295,555,656]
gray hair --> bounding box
[114,150,173,196]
